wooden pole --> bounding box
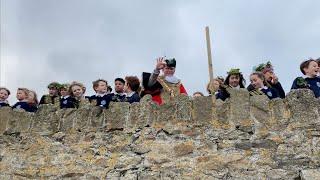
[205,26,216,116]
[205,26,214,83]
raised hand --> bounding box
[271,75,278,84]
[155,57,166,70]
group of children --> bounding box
[0,76,141,112]
[194,58,320,100]
[0,58,319,113]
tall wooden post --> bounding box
[205,26,214,83]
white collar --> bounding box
[164,75,180,84]
[126,91,135,97]
[303,75,316,79]
[96,93,107,97]
[259,86,268,90]
[0,100,7,104]
[62,95,70,99]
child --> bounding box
[69,81,89,108]
[0,87,10,108]
[27,90,38,112]
[216,68,246,101]
[39,82,60,105]
[249,72,280,99]
[90,79,112,108]
[12,88,36,112]
[111,78,126,102]
[59,84,76,109]
[207,77,224,96]
[250,61,285,98]
[124,76,141,103]
[291,59,320,98]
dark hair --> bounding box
[125,76,140,92]
[316,58,320,66]
[300,59,317,75]
[0,87,10,95]
[115,78,125,84]
[193,91,204,96]
[107,85,112,92]
[224,73,246,88]
[92,79,108,91]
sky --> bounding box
[1,0,320,104]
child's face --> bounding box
[27,92,36,104]
[95,81,108,94]
[71,85,84,98]
[124,82,130,93]
[229,75,240,87]
[0,89,9,101]
[49,88,58,96]
[250,75,264,89]
[212,80,220,91]
[16,90,27,101]
[304,61,319,77]
[60,88,69,97]
[114,81,125,93]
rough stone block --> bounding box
[105,102,130,131]
[5,109,33,134]
[286,90,319,124]
[300,169,320,180]
[192,96,213,124]
[31,105,59,135]
[0,107,11,134]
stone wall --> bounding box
[0,89,320,179]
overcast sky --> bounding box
[1,0,320,104]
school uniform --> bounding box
[89,93,112,108]
[29,103,38,112]
[268,81,285,99]
[260,86,280,99]
[124,92,140,103]
[0,101,10,108]
[216,86,241,101]
[111,92,126,102]
[12,101,36,112]
[291,76,320,98]
[60,95,76,109]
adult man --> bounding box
[141,57,187,105]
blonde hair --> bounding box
[17,88,29,97]
[28,90,39,104]
[69,81,86,96]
